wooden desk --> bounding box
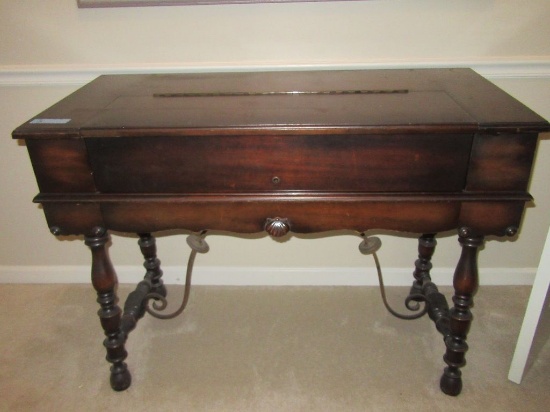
[13,69,549,396]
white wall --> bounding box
[1,0,549,285]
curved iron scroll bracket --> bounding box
[359,234,429,320]
[144,231,209,320]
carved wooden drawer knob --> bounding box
[264,217,291,237]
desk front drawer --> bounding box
[86,134,472,193]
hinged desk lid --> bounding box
[12,68,550,138]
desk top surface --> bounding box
[13,68,549,139]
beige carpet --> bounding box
[0,284,548,411]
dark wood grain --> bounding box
[13,69,550,395]
[13,69,549,140]
[466,133,538,191]
[85,228,131,391]
[26,139,97,193]
[85,133,473,193]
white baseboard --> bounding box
[0,265,536,286]
[1,58,549,86]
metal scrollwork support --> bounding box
[143,231,209,320]
[359,234,429,320]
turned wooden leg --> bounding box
[85,227,131,392]
[440,232,483,396]
[138,233,166,297]
[410,234,451,335]
[412,234,437,291]
[121,233,168,334]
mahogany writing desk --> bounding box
[13,69,549,396]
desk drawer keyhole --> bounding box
[272,176,281,185]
